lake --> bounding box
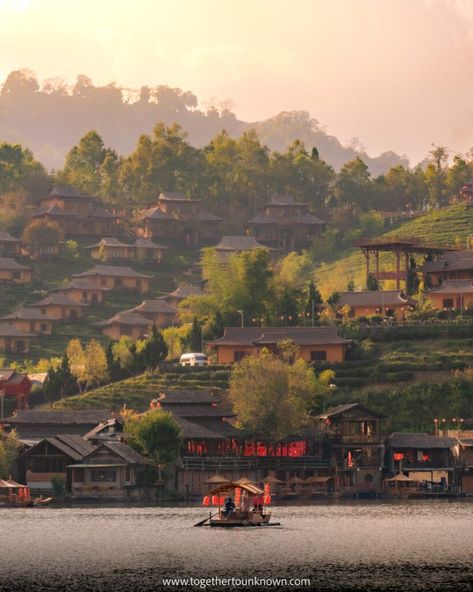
[2,501,473,591]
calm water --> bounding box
[2,501,473,591]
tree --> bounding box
[66,338,108,391]
[125,408,182,466]
[43,354,76,400]
[425,145,449,207]
[22,219,63,254]
[139,325,168,370]
[188,317,203,352]
[229,350,317,440]
[333,157,372,212]
[366,274,379,291]
[0,428,20,479]
[306,281,323,316]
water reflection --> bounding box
[2,501,473,591]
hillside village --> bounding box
[3,130,473,502]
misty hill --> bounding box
[0,70,407,173]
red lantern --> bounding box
[203,496,210,506]
[235,487,241,506]
[394,453,404,461]
[211,495,220,506]
[263,494,271,505]
[264,483,271,495]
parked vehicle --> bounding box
[179,352,209,367]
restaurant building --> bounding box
[424,280,473,311]
[206,326,351,364]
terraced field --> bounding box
[315,204,473,297]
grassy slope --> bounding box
[315,204,473,298]
[1,245,201,362]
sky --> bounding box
[2,0,473,163]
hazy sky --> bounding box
[2,0,473,163]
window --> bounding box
[40,323,48,333]
[136,280,142,291]
[74,468,85,482]
[14,340,25,352]
[114,278,123,288]
[310,350,327,361]
[69,310,78,320]
[125,467,131,482]
[90,470,116,482]
[234,351,247,362]
[12,271,20,279]
[100,278,107,287]
[443,298,454,308]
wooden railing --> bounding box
[179,456,330,472]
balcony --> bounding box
[395,460,454,470]
[330,433,382,444]
[179,456,330,472]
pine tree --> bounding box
[140,325,168,370]
[188,317,202,352]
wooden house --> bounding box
[140,191,223,246]
[0,258,32,284]
[335,290,416,320]
[385,432,457,487]
[165,285,204,308]
[68,441,148,500]
[125,299,178,327]
[424,280,473,311]
[315,403,386,495]
[0,232,21,257]
[30,294,87,320]
[21,435,96,492]
[83,418,124,444]
[420,250,473,287]
[206,326,351,364]
[72,265,152,294]
[86,237,168,264]
[247,195,326,251]
[0,369,32,411]
[33,185,120,237]
[54,278,110,305]
[0,324,35,353]
[458,438,473,493]
[5,410,112,439]
[95,311,152,340]
[212,235,275,262]
[0,307,54,334]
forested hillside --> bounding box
[0,69,407,173]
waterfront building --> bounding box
[140,191,223,246]
[206,326,351,364]
[21,434,96,492]
[72,265,152,294]
[385,432,457,487]
[33,185,120,237]
[335,290,415,320]
[247,194,325,251]
[315,403,386,495]
[0,258,32,284]
[68,441,148,500]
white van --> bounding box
[179,352,209,367]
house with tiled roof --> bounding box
[0,369,32,411]
[86,237,168,263]
[95,311,153,340]
[125,299,178,327]
[335,290,416,320]
[420,250,473,286]
[424,279,473,311]
[0,307,55,334]
[0,231,21,257]
[33,185,120,237]
[0,258,32,284]
[68,440,148,500]
[206,326,351,364]
[6,409,112,439]
[247,194,326,250]
[165,284,204,307]
[73,265,152,294]
[30,294,87,320]
[54,278,110,304]
[140,191,223,246]
[0,323,35,353]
